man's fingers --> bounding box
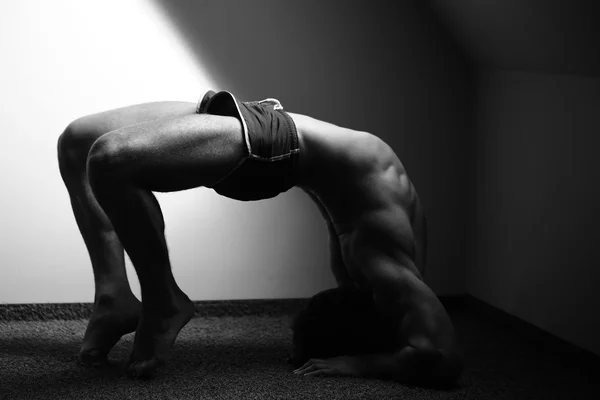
[305,368,333,377]
[293,366,310,375]
[294,359,323,374]
[296,364,319,375]
[301,359,323,368]
[294,363,328,375]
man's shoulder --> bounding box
[344,132,399,172]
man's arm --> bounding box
[354,331,463,387]
[357,254,464,386]
[294,255,463,385]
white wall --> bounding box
[0,0,471,304]
[0,0,332,304]
[468,69,600,355]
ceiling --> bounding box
[428,0,600,78]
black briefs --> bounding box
[196,90,300,201]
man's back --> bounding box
[290,112,427,280]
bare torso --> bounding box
[289,112,426,288]
[287,112,462,363]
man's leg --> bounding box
[85,113,246,377]
[57,101,197,365]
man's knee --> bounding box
[57,117,104,171]
[86,133,130,186]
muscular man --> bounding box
[57,90,463,384]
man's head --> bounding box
[289,285,396,367]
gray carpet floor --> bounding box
[0,298,598,399]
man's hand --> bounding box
[293,356,362,377]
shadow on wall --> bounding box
[469,70,600,355]
[152,1,473,127]
[151,0,475,295]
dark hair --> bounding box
[289,285,396,367]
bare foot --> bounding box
[79,289,141,367]
[126,292,196,378]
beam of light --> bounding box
[0,0,221,302]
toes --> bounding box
[126,357,163,379]
[79,333,122,366]
[79,348,109,367]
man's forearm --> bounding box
[353,352,399,381]
[355,346,462,386]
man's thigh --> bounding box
[68,101,197,147]
[89,113,246,192]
